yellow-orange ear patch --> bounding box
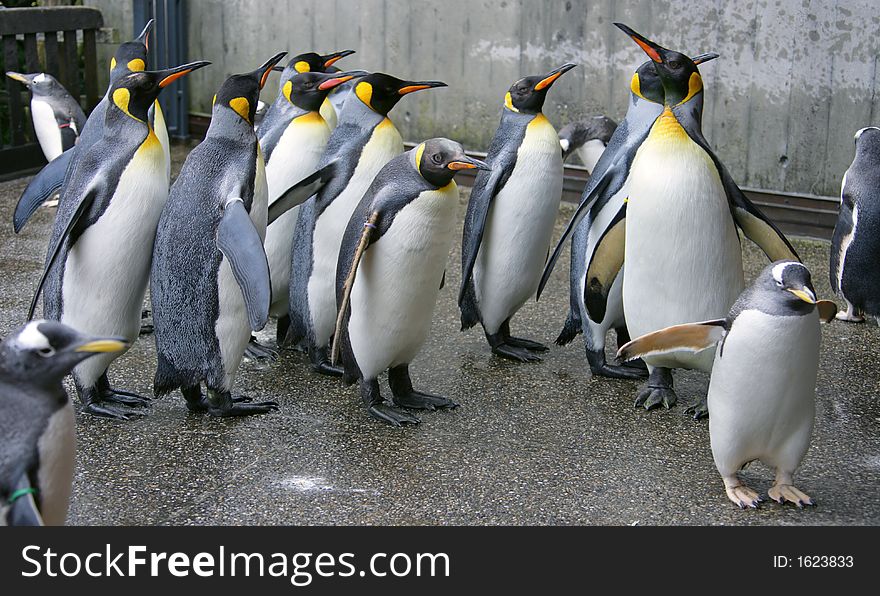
[127,58,145,72]
[630,73,643,99]
[283,80,293,103]
[110,56,117,71]
[229,96,251,122]
[414,142,426,174]
[294,60,310,73]
[355,81,373,109]
[504,91,518,112]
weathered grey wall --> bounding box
[87,0,880,198]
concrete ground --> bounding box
[1,143,878,526]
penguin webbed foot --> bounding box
[768,484,814,508]
[309,346,344,376]
[367,404,421,426]
[505,336,549,352]
[243,336,279,363]
[206,389,278,417]
[102,387,152,407]
[684,398,709,420]
[634,368,677,410]
[81,402,147,420]
[392,390,459,411]
[725,483,763,509]
[492,343,543,362]
[593,362,649,380]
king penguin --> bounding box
[0,320,126,525]
[459,63,576,362]
[618,261,836,508]
[243,69,363,361]
[13,20,171,233]
[271,49,356,130]
[333,138,489,425]
[6,71,86,162]
[830,126,880,323]
[558,115,617,174]
[150,53,286,417]
[539,53,719,380]
[26,59,210,419]
[274,72,446,376]
[576,24,798,417]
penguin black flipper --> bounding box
[217,198,271,332]
[5,474,43,526]
[13,148,73,233]
[673,103,800,262]
[584,202,626,324]
[267,160,339,225]
[27,183,101,320]
[458,160,514,328]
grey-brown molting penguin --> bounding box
[150,53,287,417]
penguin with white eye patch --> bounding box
[618,261,837,509]
[1,320,127,526]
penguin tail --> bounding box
[555,312,581,346]
[458,279,481,331]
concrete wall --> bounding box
[86,0,880,198]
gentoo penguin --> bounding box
[243,69,362,361]
[559,24,798,416]
[12,20,170,233]
[0,320,126,525]
[618,261,837,508]
[542,53,719,380]
[459,63,576,362]
[830,126,880,323]
[333,139,489,425]
[6,72,86,161]
[277,72,446,376]
[151,53,286,417]
[271,49,356,130]
[558,115,617,173]
[26,59,210,419]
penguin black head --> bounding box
[5,72,65,99]
[504,63,577,115]
[275,49,356,76]
[615,23,704,107]
[281,70,366,112]
[558,115,617,161]
[352,73,447,116]
[629,51,718,107]
[413,138,490,188]
[212,52,287,124]
[854,126,880,155]
[110,59,211,123]
[0,321,127,388]
[764,261,819,312]
[110,19,154,79]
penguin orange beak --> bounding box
[136,18,154,51]
[6,72,32,86]
[253,51,288,89]
[157,60,212,88]
[398,80,447,95]
[615,23,666,64]
[448,156,491,171]
[317,71,367,91]
[321,49,355,69]
[75,337,129,354]
[787,288,817,304]
[693,52,720,66]
[534,63,576,91]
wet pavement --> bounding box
[1,143,878,526]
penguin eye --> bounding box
[668,60,681,70]
[37,347,55,358]
[431,153,443,165]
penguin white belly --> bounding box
[216,153,268,389]
[577,139,607,174]
[63,134,166,387]
[708,310,818,476]
[474,115,563,335]
[264,116,330,314]
[623,111,744,371]
[308,120,403,346]
[31,99,63,161]
[35,402,75,526]
[349,184,459,379]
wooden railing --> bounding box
[0,6,103,179]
